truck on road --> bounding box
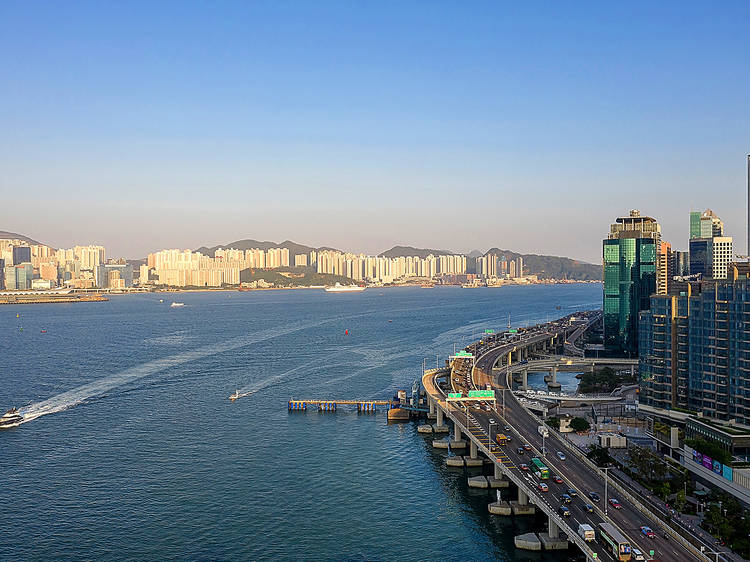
[538,425,549,438]
[577,523,595,542]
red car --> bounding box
[552,475,563,484]
[520,463,529,471]
[523,444,532,451]
[609,498,622,509]
[641,526,656,539]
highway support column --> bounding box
[539,515,568,550]
[511,488,536,515]
[548,365,561,391]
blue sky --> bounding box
[2,1,749,261]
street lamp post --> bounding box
[602,466,612,516]
[489,420,496,452]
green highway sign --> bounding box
[448,392,463,399]
[468,390,495,398]
[484,329,495,334]
[455,350,474,357]
[649,551,654,557]
[508,329,518,333]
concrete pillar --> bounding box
[551,365,557,384]
[507,351,513,367]
[548,516,560,539]
[494,463,502,479]
[437,407,444,427]
[520,489,529,505]
[631,363,635,378]
[429,398,435,415]
[454,426,461,441]
[522,369,528,388]
[470,440,478,459]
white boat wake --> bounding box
[230,355,344,400]
[18,317,345,424]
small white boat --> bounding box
[325,283,365,293]
[170,302,185,308]
[229,390,240,401]
[0,408,23,429]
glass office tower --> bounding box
[603,210,660,356]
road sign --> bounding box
[448,392,463,399]
[484,329,495,334]
[468,390,495,398]
[455,350,474,358]
[508,329,518,333]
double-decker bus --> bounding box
[598,522,632,561]
[530,457,549,479]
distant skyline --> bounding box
[2,1,749,263]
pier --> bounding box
[289,399,392,412]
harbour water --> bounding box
[1,284,600,560]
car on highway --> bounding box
[609,497,622,509]
[640,526,655,539]
[552,474,563,484]
[520,463,529,471]
[558,505,571,517]
[581,502,594,513]
[556,451,566,460]
[517,447,525,455]
[567,488,577,497]
[538,482,548,492]
[504,425,510,431]
[588,491,600,502]
[561,493,572,503]
[489,419,496,425]
[632,547,646,561]
[523,444,532,451]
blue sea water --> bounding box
[1,284,600,560]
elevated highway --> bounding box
[423,312,709,561]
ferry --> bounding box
[0,408,23,429]
[325,283,365,293]
[229,390,241,401]
[170,302,185,307]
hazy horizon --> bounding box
[2,2,749,263]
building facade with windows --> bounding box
[640,265,750,424]
[603,210,661,356]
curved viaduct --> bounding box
[422,311,707,562]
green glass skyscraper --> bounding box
[603,210,661,356]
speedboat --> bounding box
[0,408,23,429]
[229,390,240,401]
[170,302,185,307]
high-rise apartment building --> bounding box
[603,210,661,356]
[656,242,673,295]
[12,245,31,265]
[640,264,750,423]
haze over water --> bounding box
[1,285,599,560]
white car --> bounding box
[557,451,566,461]
[631,547,645,561]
